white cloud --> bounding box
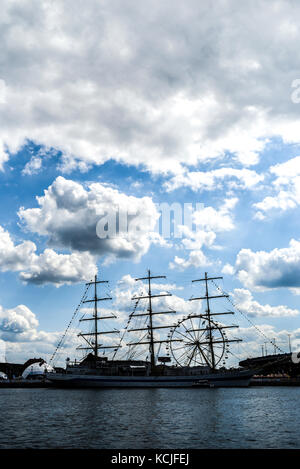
[22,155,42,175]
[0,79,6,104]
[165,168,264,192]
[180,230,217,251]
[0,144,9,171]
[233,324,292,360]
[19,249,97,286]
[150,282,183,292]
[19,176,161,263]
[169,250,212,271]
[0,308,63,358]
[1,1,300,173]
[0,225,97,286]
[271,156,300,180]
[233,239,300,290]
[0,301,79,364]
[114,274,195,316]
[169,198,237,270]
[0,304,38,334]
[254,157,300,218]
[193,198,238,233]
[233,288,299,318]
[0,226,36,271]
[222,263,235,275]
[179,198,238,250]
[169,198,238,270]
[254,189,300,218]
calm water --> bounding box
[0,387,299,448]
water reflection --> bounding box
[0,387,300,448]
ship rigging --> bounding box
[47,268,254,386]
[48,269,251,388]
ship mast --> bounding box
[190,272,241,371]
[127,269,181,372]
[77,274,119,359]
[94,275,99,357]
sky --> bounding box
[1,0,300,366]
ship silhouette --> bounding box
[48,270,254,388]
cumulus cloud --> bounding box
[19,249,97,286]
[193,198,238,233]
[222,263,235,275]
[0,302,79,364]
[169,250,212,271]
[254,156,300,218]
[181,198,237,248]
[22,155,42,175]
[0,303,59,349]
[169,198,237,270]
[233,288,299,318]
[233,239,300,290]
[0,225,97,286]
[1,1,300,174]
[271,156,300,181]
[180,230,217,251]
[0,304,38,335]
[233,324,293,360]
[0,226,36,271]
[19,176,161,263]
[165,168,264,192]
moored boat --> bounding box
[48,271,254,388]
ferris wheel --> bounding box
[169,314,230,368]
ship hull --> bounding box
[48,370,253,388]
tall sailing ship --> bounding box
[48,270,254,388]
